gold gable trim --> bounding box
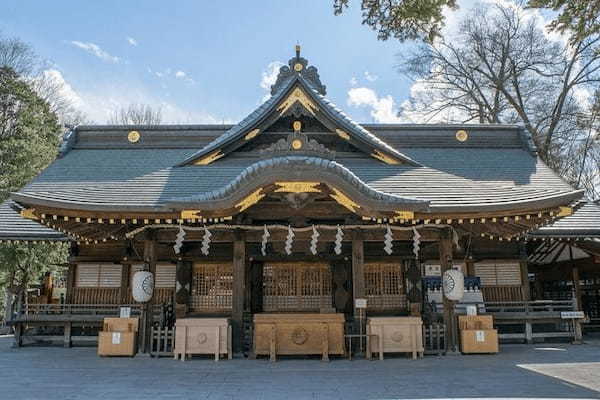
[244,128,260,140]
[20,208,38,220]
[330,188,360,213]
[557,206,573,217]
[335,129,350,140]
[236,188,265,212]
[274,182,321,193]
[181,210,202,219]
[372,149,399,165]
[276,87,319,116]
[194,150,224,165]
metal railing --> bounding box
[483,300,576,314]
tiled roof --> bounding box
[529,201,600,238]
[0,201,66,241]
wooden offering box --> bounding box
[367,316,424,360]
[174,318,232,361]
[98,318,139,357]
[253,313,345,361]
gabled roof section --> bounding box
[178,48,421,167]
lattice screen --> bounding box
[76,264,122,287]
[475,261,522,286]
[364,262,407,311]
[263,262,332,312]
[189,262,233,312]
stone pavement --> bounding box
[1,337,599,400]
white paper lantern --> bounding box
[443,269,464,301]
[132,270,154,303]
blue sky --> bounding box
[1,0,423,124]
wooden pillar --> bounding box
[571,262,582,311]
[66,264,76,303]
[465,259,475,277]
[141,237,157,354]
[439,229,458,354]
[232,231,246,354]
[352,231,365,317]
[120,263,130,304]
[519,242,531,301]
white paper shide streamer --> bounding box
[173,225,186,254]
[261,225,270,256]
[285,225,295,255]
[383,225,393,255]
[310,225,319,255]
[201,227,212,255]
[412,226,421,259]
[334,226,343,255]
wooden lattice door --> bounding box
[262,262,332,312]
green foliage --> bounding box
[333,0,457,42]
[527,0,600,43]
[0,66,66,320]
[0,67,62,202]
[0,242,68,291]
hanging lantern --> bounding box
[443,268,464,301]
[132,270,154,303]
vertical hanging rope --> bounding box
[384,224,393,255]
[201,226,212,255]
[334,225,343,255]
[173,225,186,254]
[261,225,270,256]
[412,226,421,259]
[310,225,319,255]
[285,225,295,255]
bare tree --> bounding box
[0,31,37,76]
[108,103,162,125]
[399,3,600,199]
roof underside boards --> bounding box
[0,201,66,241]
[11,132,582,213]
[529,201,600,238]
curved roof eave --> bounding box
[166,156,429,212]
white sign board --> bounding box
[112,332,121,345]
[355,298,367,309]
[119,306,131,318]
[561,311,585,319]
[475,330,486,342]
[466,305,477,316]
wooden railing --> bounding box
[481,286,524,302]
[483,300,575,314]
[22,303,143,317]
[71,288,121,304]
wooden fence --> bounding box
[481,286,524,302]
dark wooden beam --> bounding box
[439,229,458,354]
[352,231,365,318]
[232,231,246,354]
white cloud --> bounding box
[41,68,217,124]
[126,37,138,46]
[364,71,378,82]
[349,77,358,86]
[175,71,186,78]
[347,87,403,123]
[70,41,120,63]
[260,61,285,102]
